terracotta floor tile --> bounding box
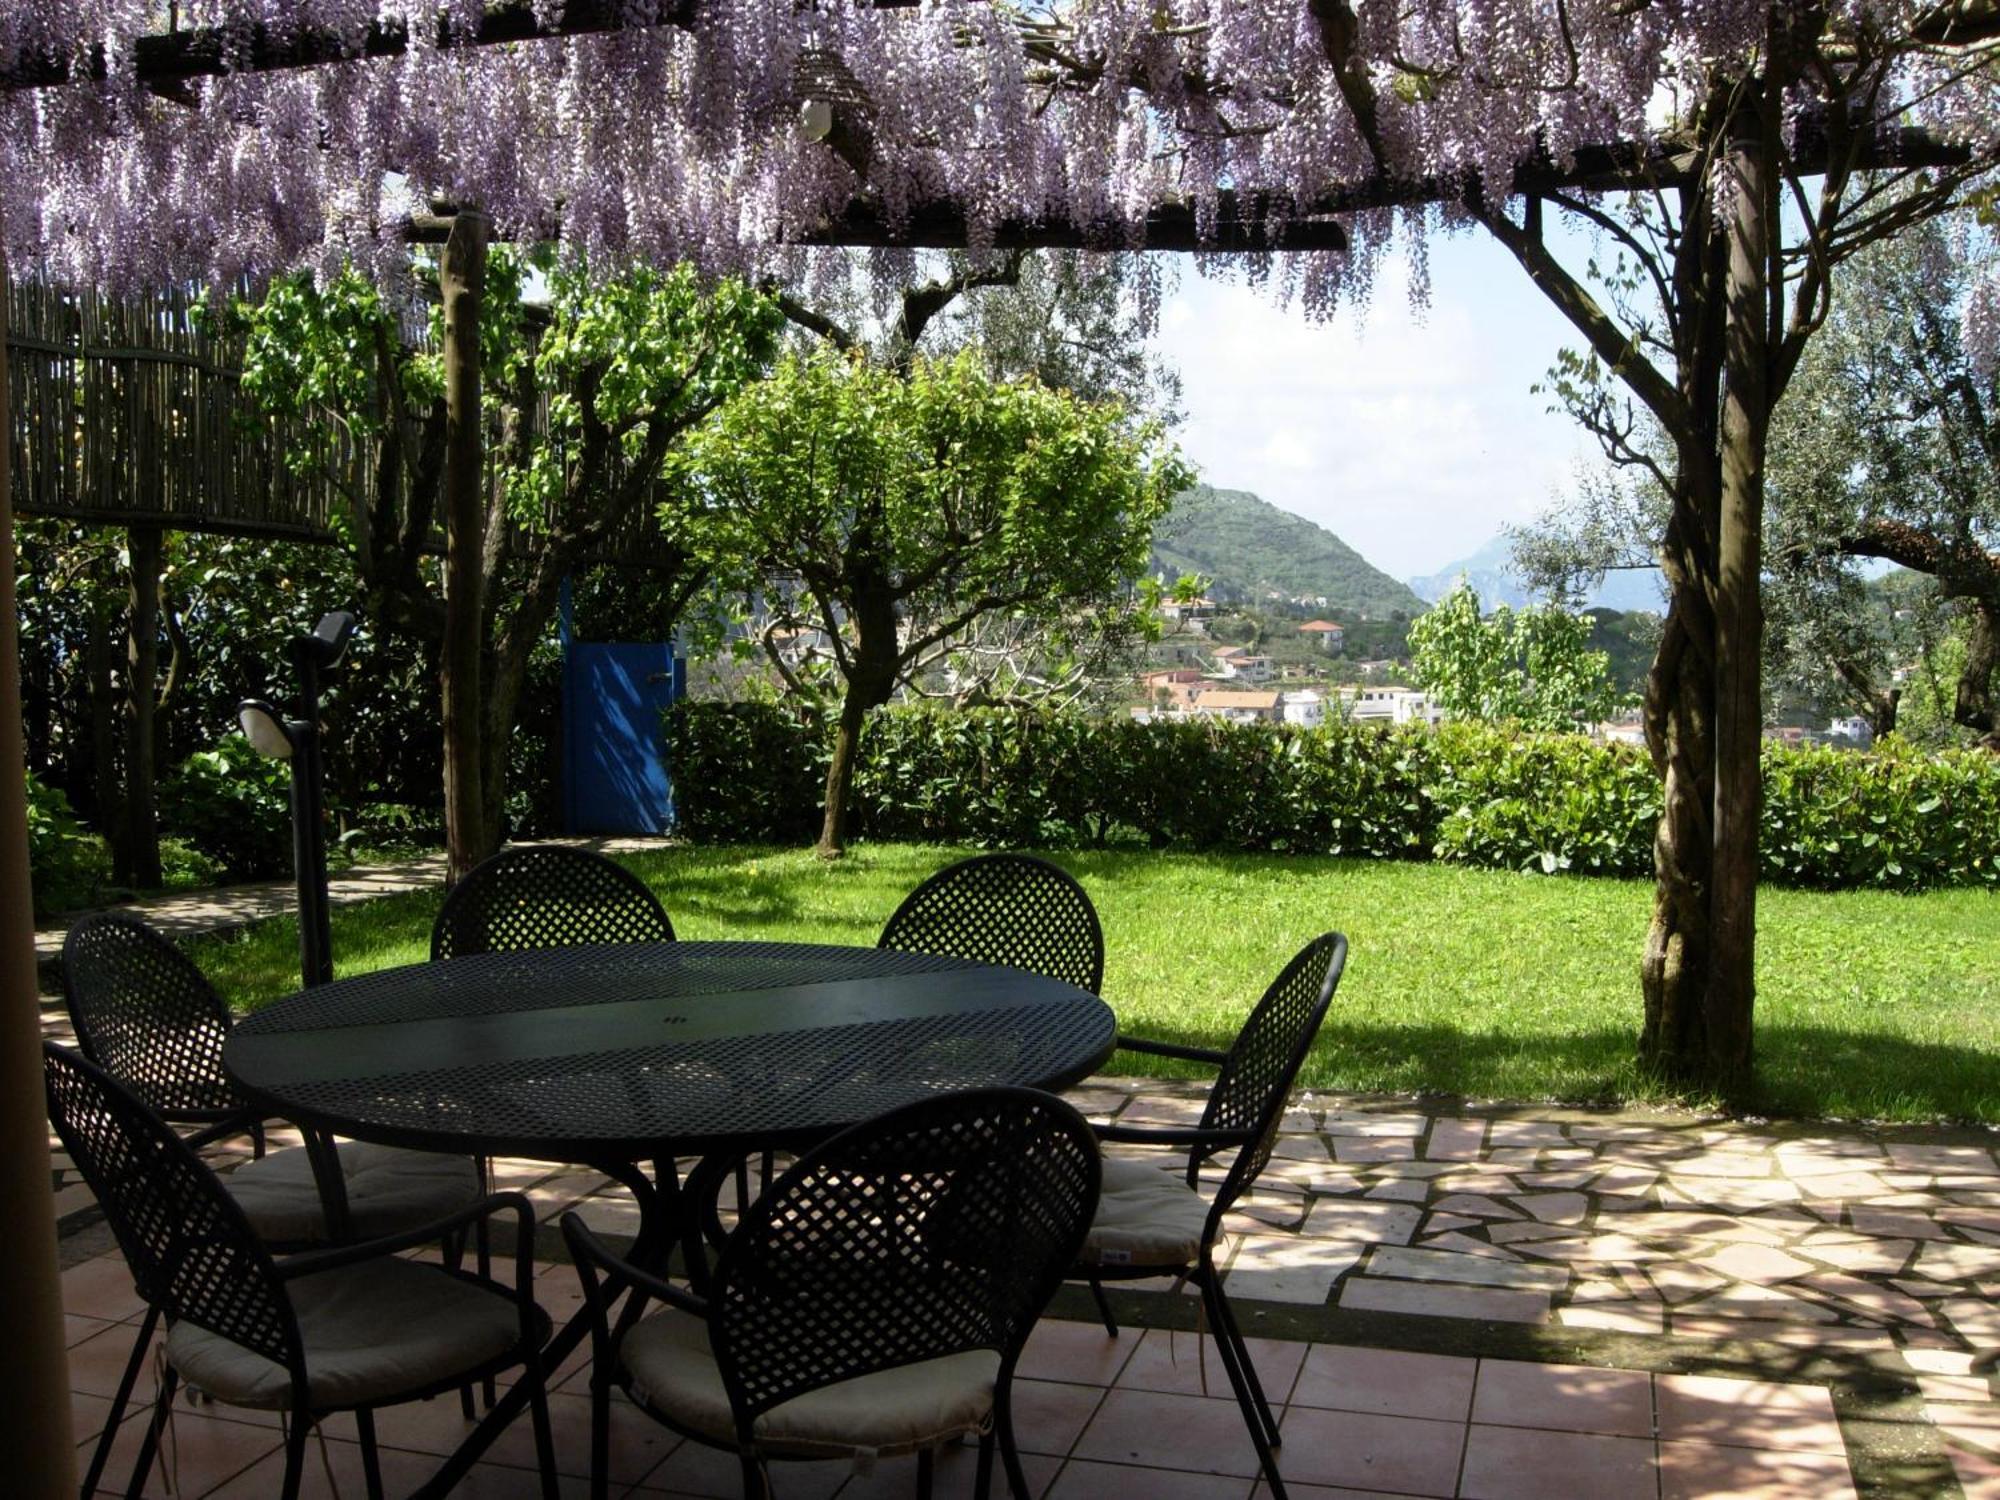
[1116,1328,1306,1403]
[62,1253,147,1322]
[1471,1361,1654,1438]
[1944,1438,2000,1500]
[89,1407,282,1498]
[1338,1277,1550,1325]
[1458,1424,1657,1500]
[1657,1440,1857,1500]
[1047,1457,1254,1500]
[837,1441,1060,1499]
[1289,1344,1477,1424]
[1073,1389,1267,1478]
[72,1389,115,1449]
[1654,1376,1844,1455]
[1273,1405,1464,1496]
[1018,1318,1142,1387]
[998,1376,1109,1459]
[64,1319,159,1399]
[641,1438,848,1499]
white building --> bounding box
[1346,687,1441,726]
[1828,716,1875,747]
[1189,689,1281,724]
[1281,689,1325,728]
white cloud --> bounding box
[1149,235,1600,580]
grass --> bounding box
[187,843,2000,1126]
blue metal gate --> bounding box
[560,584,684,835]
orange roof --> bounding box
[1194,690,1281,709]
[1299,619,1345,631]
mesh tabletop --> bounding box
[223,942,1118,1162]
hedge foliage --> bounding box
[664,702,2000,891]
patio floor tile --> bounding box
[1655,1439,1858,1500]
[1072,1389,1267,1477]
[1018,1318,1142,1386]
[89,1408,283,1499]
[1653,1376,1845,1455]
[1457,1424,1657,1500]
[1470,1360,1655,1438]
[1116,1328,1307,1402]
[1274,1405,1467,1495]
[1047,1458,1253,1499]
[1010,1377,1113,1456]
[1288,1344,1478,1423]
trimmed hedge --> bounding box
[664,702,2000,890]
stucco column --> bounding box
[0,248,80,1497]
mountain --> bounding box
[1409,533,1668,614]
[1151,485,1427,620]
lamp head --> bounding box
[301,610,359,669]
[236,699,297,760]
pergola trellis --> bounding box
[2,6,1997,1495]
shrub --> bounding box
[25,771,108,915]
[663,701,2000,891]
[158,737,296,881]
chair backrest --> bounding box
[710,1087,1099,1432]
[1192,932,1348,1225]
[61,912,239,1120]
[43,1042,301,1379]
[877,854,1105,993]
[431,844,674,959]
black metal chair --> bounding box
[877,853,1105,993]
[1076,931,1349,1500]
[44,1042,558,1500]
[563,1087,1102,1500]
[61,911,490,1491]
[431,844,674,959]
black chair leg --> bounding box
[83,1304,158,1498]
[476,1213,496,1409]
[974,1430,996,1500]
[525,1359,559,1500]
[357,1407,387,1500]
[996,1384,1035,1500]
[1199,1278,1286,1500]
[1086,1274,1119,1336]
[587,1377,611,1500]
[278,1411,312,1500]
[917,1445,936,1499]
[1209,1276,1282,1448]
[123,1362,177,1500]
[737,1451,770,1500]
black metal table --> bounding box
[223,940,1117,1162]
[221,940,1117,1497]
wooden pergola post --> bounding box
[0,248,80,1499]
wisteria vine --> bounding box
[0,1,1996,344]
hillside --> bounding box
[1152,485,1427,621]
[1410,533,1668,613]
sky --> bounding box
[1147,228,1605,583]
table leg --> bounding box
[409,1154,674,1500]
[300,1127,355,1241]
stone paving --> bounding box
[46,1068,2000,1498]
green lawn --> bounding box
[188,843,2000,1125]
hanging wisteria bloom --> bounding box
[0,0,1993,314]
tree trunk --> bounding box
[818,687,871,858]
[86,600,121,862]
[440,212,494,883]
[119,523,163,888]
[1957,600,2000,749]
[818,594,901,859]
[1638,96,1774,1095]
[0,237,82,1498]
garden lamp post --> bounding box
[237,610,357,988]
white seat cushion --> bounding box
[167,1257,521,1410]
[1077,1156,1219,1269]
[226,1142,482,1245]
[620,1307,1000,1459]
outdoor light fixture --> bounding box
[236,609,358,989]
[799,97,834,142]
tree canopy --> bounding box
[1408,583,1624,733]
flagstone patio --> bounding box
[45,1043,2000,1499]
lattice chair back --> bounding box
[709,1087,1100,1433]
[877,853,1105,993]
[43,1043,302,1381]
[431,844,674,959]
[1193,932,1348,1223]
[62,912,239,1121]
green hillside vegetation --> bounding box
[1152,484,1428,621]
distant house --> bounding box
[1593,718,1648,747]
[1141,668,1207,711]
[1190,689,1282,724]
[1298,619,1345,655]
[1210,647,1274,683]
[1346,686,1440,726]
[1161,596,1217,635]
[1828,716,1874,748]
[1281,689,1325,728]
